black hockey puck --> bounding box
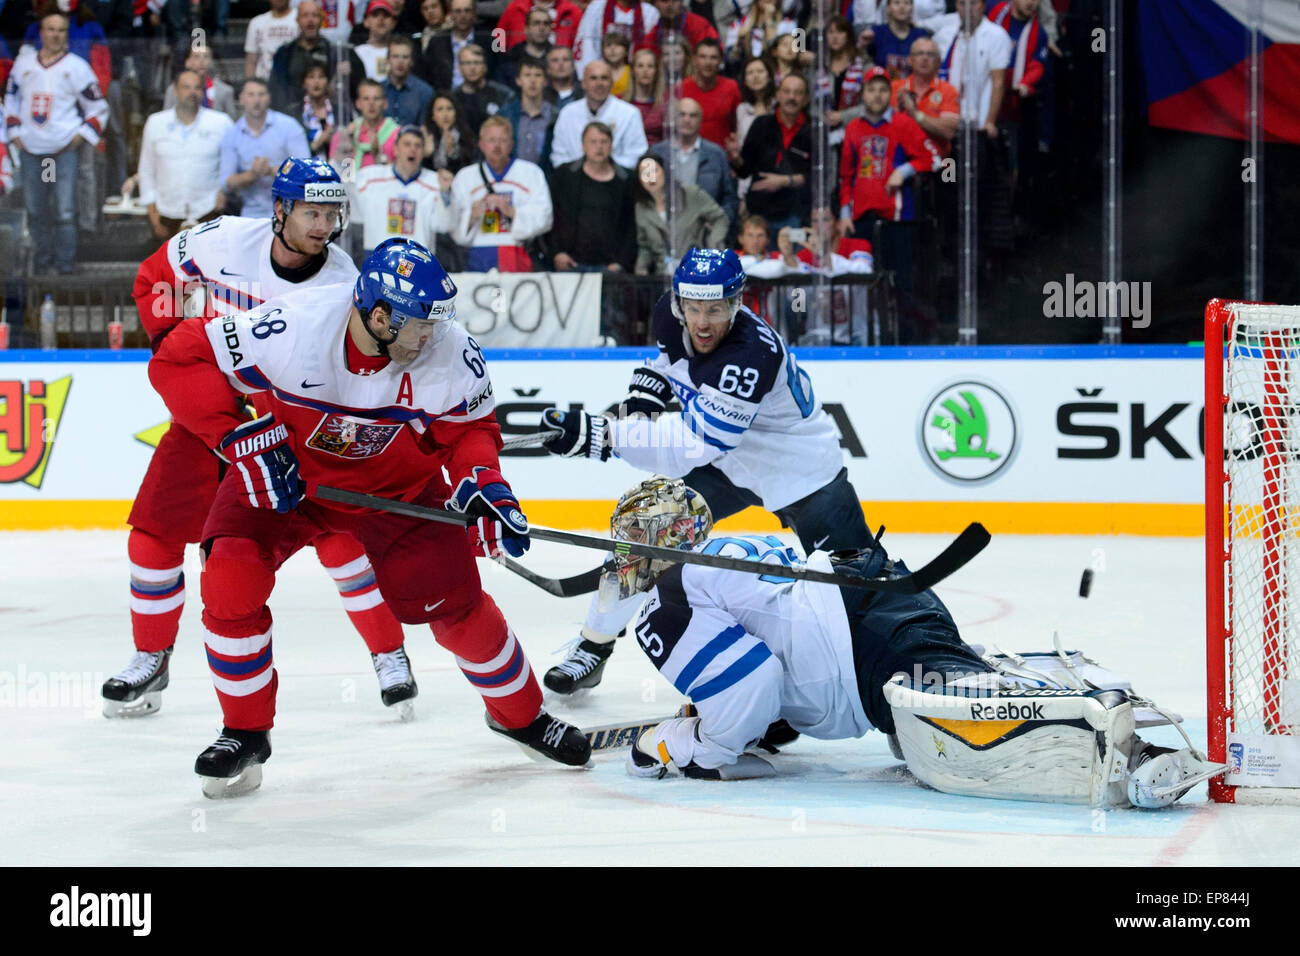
[1079,568,1094,598]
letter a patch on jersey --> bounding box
[306,413,401,459]
[396,373,414,406]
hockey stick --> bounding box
[494,555,605,597]
[500,433,550,451]
[580,716,676,753]
[313,485,990,594]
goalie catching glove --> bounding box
[538,408,612,461]
[217,414,303,512]
[448,466,530,558]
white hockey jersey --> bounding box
[187,282,498,501]
[609,294,845,511]
[166,215,358,316]
[450,158,554,251]
[3,48,108,153]
[353,165,454,254]
[634,535,870,768]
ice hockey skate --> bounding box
[1128,742,1225,809]
[485,710,592,766]
[371,646,418,721]
[543,632,616,696]
[101,647,172,718]
[195,728,272,799]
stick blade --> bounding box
[904,522,991,592]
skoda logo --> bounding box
[919,380,1018,485]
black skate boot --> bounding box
[371,646,418,721]
[101,647,172,718]
[195,728,272,799]
[485,710,592,766]
[543,633,618,695]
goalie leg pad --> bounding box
[883,677,1135,806]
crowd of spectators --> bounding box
[0,0,1068,343]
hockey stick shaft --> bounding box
[581,716,676,752]
[313,485,989,594]
[494,556,605,597]
[500,432,550,451]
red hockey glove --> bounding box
[217,414,304,513]
[448,466,530,558]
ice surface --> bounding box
[2,529,1297,866]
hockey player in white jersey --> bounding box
[537,247,874,698]
[610,477,1222,808]
[105,158,421,721]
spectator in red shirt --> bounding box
[497,0,584,50]
[839,66,939,342]
[648,0,717,50]
[891,35,959,157]
[678,36,740,147]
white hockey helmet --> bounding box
[598,477,713,607]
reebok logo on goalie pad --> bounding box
[969,702,1045,721]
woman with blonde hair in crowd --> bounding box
[625,46,666,145]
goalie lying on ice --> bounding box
[612,477,1222,808]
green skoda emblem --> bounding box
[920,381,1018,484]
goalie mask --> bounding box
[598,477,713,609]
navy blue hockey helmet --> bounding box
[271,157,349,243]
[354,238,457,337]
[671,248,746,329]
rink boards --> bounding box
[0,345,1209,534]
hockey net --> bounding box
[1206,299,1300,803]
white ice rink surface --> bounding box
[2,529,1297,867]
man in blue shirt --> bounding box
[382,35,434,127]
[219,78,311,218]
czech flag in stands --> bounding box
[1139,0,1300,143]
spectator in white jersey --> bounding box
[244,0,301,81]
[138,70,233,240]
[3,11,108,274]
[353,124,453,254]
[450,114,553,271]
[535,247,874,694]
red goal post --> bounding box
[1205,299,1300,804]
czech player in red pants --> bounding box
[104,158,418,720]
[149,237,591,797]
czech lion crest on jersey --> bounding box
[306,413,401,459]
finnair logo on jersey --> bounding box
[49,886,151,936]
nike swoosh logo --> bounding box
[301,380,325,389]
[424,599,446,612]
[219,267,243,277]
[813,535,830,550]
